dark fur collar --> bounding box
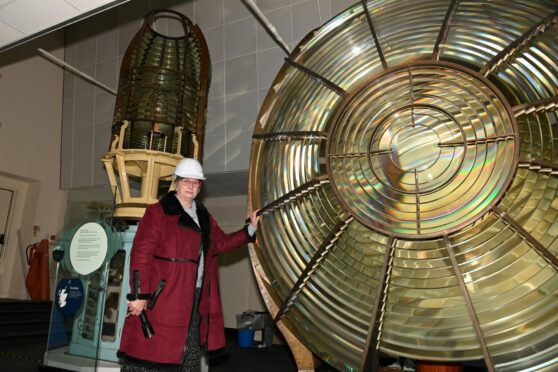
[159,191,211,254]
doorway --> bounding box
[0,187,14,264]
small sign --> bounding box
[69,222,108,275]
[55,279,84,317]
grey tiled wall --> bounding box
[61,0,356,189]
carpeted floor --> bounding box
[209,340,299,372]
[0,331,307,372]
[0,336,46,372]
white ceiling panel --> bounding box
[0,17,22,40]
[0,0,78,34]
[65,0,112,10]
[0,0,129,53]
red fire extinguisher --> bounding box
[25,239,50,301]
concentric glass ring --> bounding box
[249,1,558,371]
[327,62,518,238]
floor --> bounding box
[0,331,488,372]
[0,336,46,372]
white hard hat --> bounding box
[174,158,206,180]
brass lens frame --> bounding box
[248,1,558,371]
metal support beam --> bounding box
[38,48,117,95]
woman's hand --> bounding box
[127,299,148,317]
[248,209,260,228]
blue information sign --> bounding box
[55,278,84,317]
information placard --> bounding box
[69,222,108,275]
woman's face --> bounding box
[175,177,201,206]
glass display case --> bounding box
[42,185,136,371]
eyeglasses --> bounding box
[177,177,201,188]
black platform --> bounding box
[0,300,488,372]
[1,330,489,372]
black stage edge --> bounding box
[6,327,488,372]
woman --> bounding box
[118,158,259,371]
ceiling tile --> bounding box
[64,0,116,12]
[0,0,128,52]
[0,0,78,34]
[0,21,23,45]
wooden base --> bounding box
[248,245,315,371]
[416,361,463,372]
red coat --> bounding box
[118,192,254,365]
